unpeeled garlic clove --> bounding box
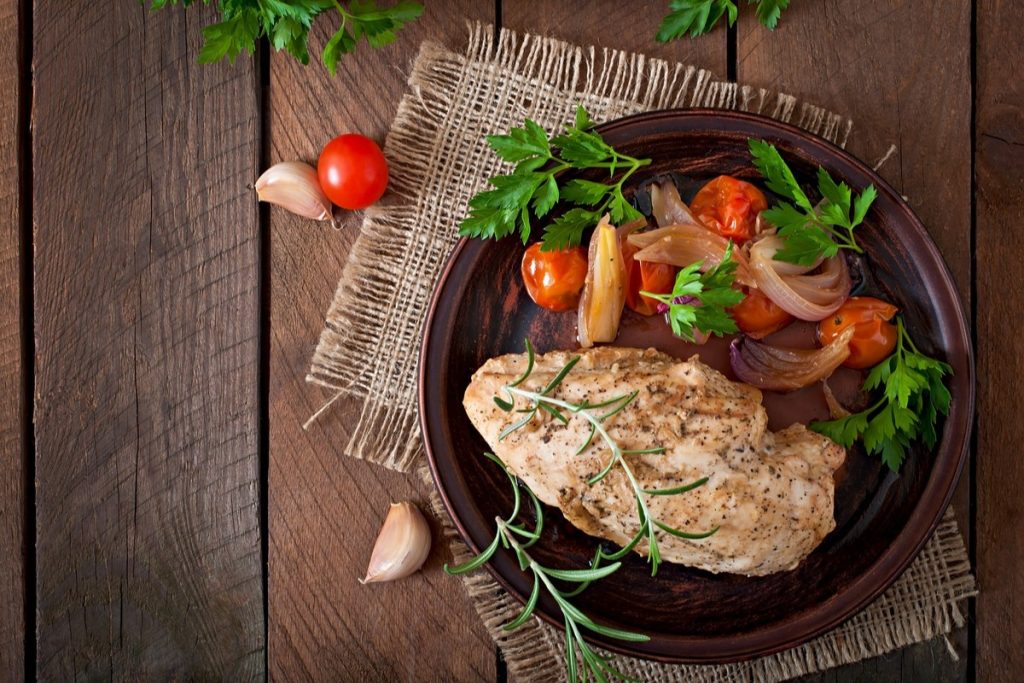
[361,502,432,584]
[254,161,333,221]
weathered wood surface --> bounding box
[0,0,24,677]
[976,0,1024,681]
[10,0,1020,681]
[32,3,264,679]
[502,0,729,77]
[736,1,972,681]
[265,2,498,680]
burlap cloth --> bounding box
[307,23,976,682]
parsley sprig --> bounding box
[748,139,877,266]
[459,107,651,251]
[657,0,790,41]
[446,451,647,683]
[640,242,746,341]
[811,318,952,472]
[147,0,423,75]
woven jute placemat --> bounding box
[307,23,976,682]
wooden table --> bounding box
[2,1,1020,680]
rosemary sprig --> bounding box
[495,340,718,576]
[445,452,645,683]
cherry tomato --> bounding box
[621,237,676,316]
[729,287,794,338]
[819,297,899,369]
[521,243,588,311]
[690,175,768,242]
[317,134,389,209]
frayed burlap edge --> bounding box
[306,22,853,470]
[421,464,975,683]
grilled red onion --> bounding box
[630,226,755,287]
[649,182,702,228]
[578,215,627,348]
[822,379,852,418]
[749,236,850,321]
[730,326,855,391]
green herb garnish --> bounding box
[494,340,717,576]
[640,242,746,341]
[446,452,646,683]
[146,0,423,75]
[811,318,952,472]
[657,0,790,40]
[459,106,651,251]
[748,139,877,266]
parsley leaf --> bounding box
[656,0,789,40]
[656,0,738,41]
[748,138,877,266]
[147,0,421,73]
[640,242,746,341]
[810,318,953,473]
[753,0,790,29]
[459,106,652,251]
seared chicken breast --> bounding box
[463,346,845,576]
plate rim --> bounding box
[418,107,975,663]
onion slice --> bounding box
[650,182,702,228]
[631,228,754,287]
[578,215,627,348]
[730,326,855,392]
[822,379,852,418]
[749,236,851,321]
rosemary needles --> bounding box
[445,452,646,682]
[494,340,718,576]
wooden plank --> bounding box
[738,2,972,681]
[32,4,264,679]
[266,3,498,680]
[0,0,24,675]
[502,0,728,78]
[976,0,1024,680]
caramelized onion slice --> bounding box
[649,182,702,229]
[632,231,754,287]
[578,215,627,348]
[730,326,855,392]
[749,236,851,321]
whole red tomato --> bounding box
[690,175,768,242]
[318,134,389,210]
[521,243,588,311]
[730,287,794,338]
[819,297,899,368]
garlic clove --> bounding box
[254,161,333,221]
[361,501,432,584]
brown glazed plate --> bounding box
[419,110,974,663]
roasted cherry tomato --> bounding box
[729,287,794,338]
[621,237,676,316]
[690,175,768,242]
[318,133,389,209]
[521,243,588,311]
[819,297,899,368]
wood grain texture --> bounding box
[32,4,263,679]
[736,1,972,681]
[266,3,498,680]
[502,0,728,79]
[976,0,1024,680]
[0,0,23,676]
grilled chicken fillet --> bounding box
[463,346,845,576]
